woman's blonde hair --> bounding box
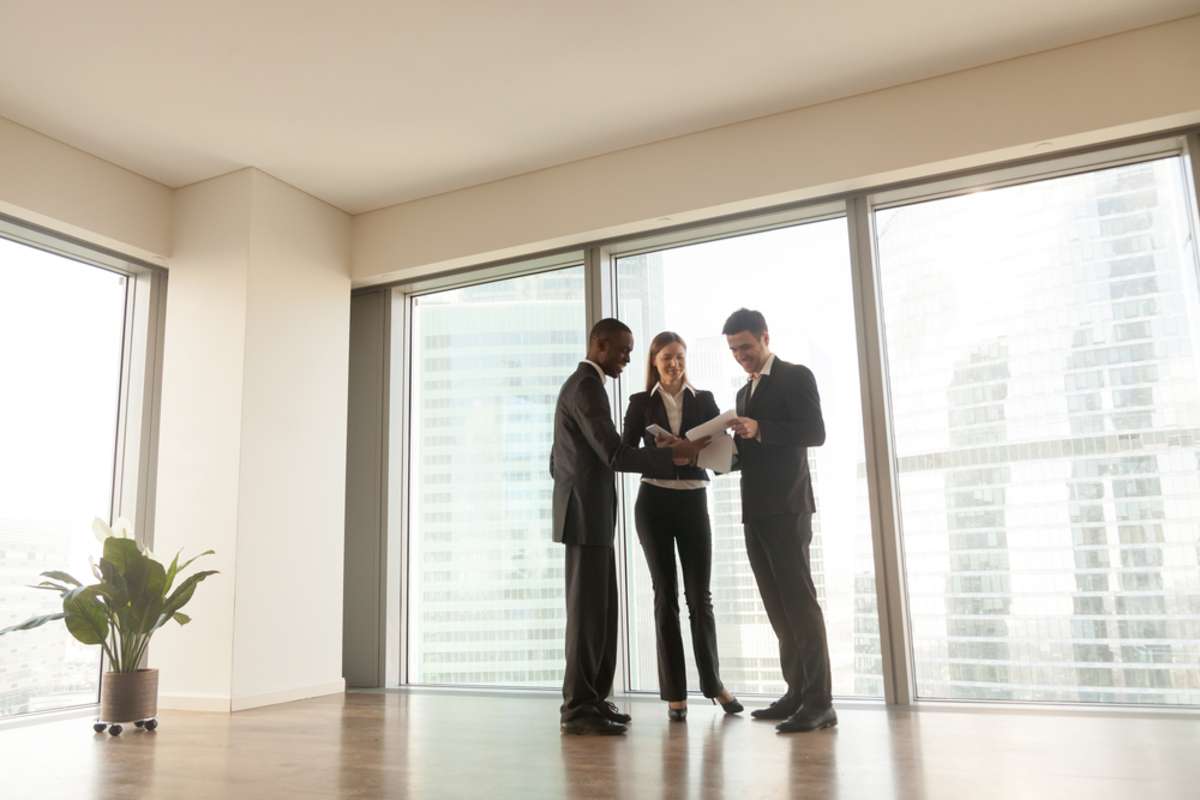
[645,331,687,392]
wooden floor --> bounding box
[3,691,1198,799]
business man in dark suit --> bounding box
[551,318,708,735]
[724,308,836,733]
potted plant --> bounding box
[0,518,217,735]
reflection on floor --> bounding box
[2,690,1198,799]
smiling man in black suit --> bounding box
[551,317,708,735]
[724,308,837,734]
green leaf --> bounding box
[102,537,142,576]
[28,581,71,594]
[0,612,65,636]
[172,612,191,626]
[98,559,129,608]
[62,587,109,646]
[163,550,181,595]
[164,549,214,595]
[157,570,218,627]
[130,558,167,634]
[40,570,81,587]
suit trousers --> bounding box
[634,483,725,702]
[743,512,832,710]
[560,542,619,722]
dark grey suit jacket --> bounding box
[733,358,825,521]
[550,363,675,546]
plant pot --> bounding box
[99,668,158,724]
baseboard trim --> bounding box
[158,694,232,712]
[231,679,346,712]
[159,680,346,713]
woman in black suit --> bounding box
[622,331,742,721]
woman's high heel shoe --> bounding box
[668,706,687,722]
[713,696,744,714]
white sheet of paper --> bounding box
[684,409,737,473]
[645,423,671,439]
[685,409,738,442]
[696,432,735,473]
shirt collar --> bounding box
[583,360,606,383]
[759,354,776,377]
[651,381,696,398]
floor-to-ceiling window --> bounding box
[613,216,884,699]
[406,265,586,686]
[0,233,129,717]
[875,155,1200,704]
[389,135,1200,708]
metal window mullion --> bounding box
[110,269,166,550]
[389,288,413,688]
[587,244,635,697]
[134,269,167,545]
[109,275,136,531]
[1186,132,1200,248]
[847,195,915,705]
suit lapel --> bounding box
[679,390,693,432]
[736,383,748,417]
[746,372,771,416]
[651,391,671,432]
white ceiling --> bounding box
[2,1,1197,214]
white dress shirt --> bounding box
[749,353,776,398]
[643,382,707,491]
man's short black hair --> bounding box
[722,308,768,338]
[589,317,632,344]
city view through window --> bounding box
[0,238,125,717]
[877,157,1200,703]
[407,268,587,686]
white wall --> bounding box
[152,169,351,711]
[152,170,253,708]
[230,171,351,707]
[0,115,171,262]
[353,14,1200,285]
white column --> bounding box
[154,169,351,711]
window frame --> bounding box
[0,214,166,722]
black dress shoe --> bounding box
[775,706,837,734]
[561,717,627,736]
[667,706,687,722]
[750,697,800,720]
[718,697,744,715]
[596,700,632,724]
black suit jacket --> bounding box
[733,358,825,521]
[550,363,675,546]
[621,387,721,482]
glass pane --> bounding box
[615,218,883,699]
[406,266,586,686]
[0,237,126,717]
[876,157,1200,704]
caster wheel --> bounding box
[108,724,123,736]
[134,720,145,728]
[144,719,158,731]
[93,723,107,733]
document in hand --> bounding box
[684,410,738,473]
